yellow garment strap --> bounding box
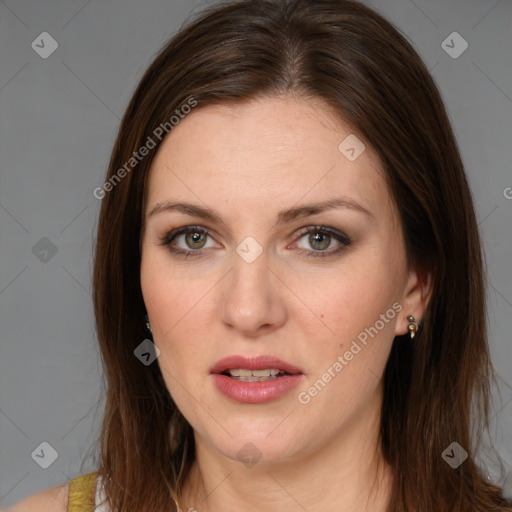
[67,472,98,512]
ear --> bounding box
[395,264,433,336]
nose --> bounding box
[219,246,287,337]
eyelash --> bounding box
[159,225,351,259]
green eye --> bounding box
[294,226,351,258]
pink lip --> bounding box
[210,355,303,375]
[210,355,304,404]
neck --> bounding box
[180,387,393,512]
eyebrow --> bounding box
[147,197,374,227]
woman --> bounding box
[9,0,511,511]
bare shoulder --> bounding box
[5,483,69,512]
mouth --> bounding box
[210,355,303,379]
[220,368,293,382]
[210,355,304,404]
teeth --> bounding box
[227,368,284,379]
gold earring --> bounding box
[407,315,418,339]
[145,313,152,334]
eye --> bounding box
[160,225,218,258]
[291,226,351,258]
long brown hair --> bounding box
[89,0,512,510]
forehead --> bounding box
[146,95,395,226]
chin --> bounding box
[194,416,313,468]
[219,438,301,468]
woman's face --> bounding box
[140,95,427,466]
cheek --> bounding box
[298,288,398,394]
[141,245,194,322]
[294,291,398,441]
[295,253,401,346]
[140,249,218,366]
[301,251,402,393]
[293,258,403,419]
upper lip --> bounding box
[210,355,303,375]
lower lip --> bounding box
[211,373,303,404]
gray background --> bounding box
[0,0,511,507]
